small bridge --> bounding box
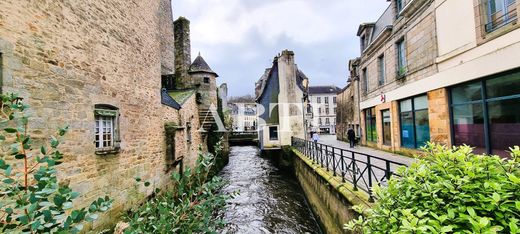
[229,131,258,146]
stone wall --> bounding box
[427,88,451,146]
[356,1,440,154]
[277,50,305,145]
[159,0,175,75]
[336,80,360,142]
[173,17,191,89]
[191,72,218,109]
[0,0,206,231]
[359,1,438,102]
[291,148,371,234]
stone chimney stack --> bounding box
[174,17,191,89]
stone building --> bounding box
[352,0,520,157]
[308,85,341,134]
[336,59,361,142]
[0,0,219,230]
[255,50,309,151]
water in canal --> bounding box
[219,146,322,234]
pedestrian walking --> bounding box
[312,131,320,146]
[347,127,356,148]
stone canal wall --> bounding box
[290,148,372,234]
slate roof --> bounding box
[189,53,218,77]
[308,85,342,94]
[255,68,271,98]
[295,66,308,91]
[254,64,309,101]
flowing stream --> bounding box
[219,146,322,234]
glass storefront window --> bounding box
[400,99,412,112]
[365,107,377,142]
[399,95,430,149]
[400,111,414,148]
[415,109,430,147]
[450,69,520,157]
[488,98,520,157]
[414,95,428,110]
[452,104,486,154]
[382,110,391,146]
[486,72,520,98]
[451,82,482,104]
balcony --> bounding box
[483,0,518,33]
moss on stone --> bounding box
[291,147,372,210]
[168,89,195,105]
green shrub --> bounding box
[0,93,112,233]
[123,142,233,233]
[345,143,520,234]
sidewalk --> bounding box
[318,135,415,166]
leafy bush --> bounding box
[123,142,233,233]
[0,93,112,233]
[345,143,520,233]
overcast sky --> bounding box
[173,0,390,97]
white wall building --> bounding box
[229,103,257,132]
[308,86,341,134]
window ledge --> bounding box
[479,19,519,46]
[95,147,120,155]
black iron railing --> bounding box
[291,137,408,202]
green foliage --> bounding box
[124,142,233,233]
[345,143,520,234]
[207,94,229,175]
[0,93,112,233]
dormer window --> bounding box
[360,35,366,52]
[397,0,404,14]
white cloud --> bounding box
[172,0,390,96]
[176,0,389,46]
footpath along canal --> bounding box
[219,146,322,233]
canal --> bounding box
[219,146,322,233]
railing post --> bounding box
[386,161,391,180]
[320,144,323,168]
[367,156,374,202]
[352,151,357,191]
[311,140,314,162]
[325,145,329,171]
[332,147,336,176]
[340,149,345,182]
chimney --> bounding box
[174,17,191,89]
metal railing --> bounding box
[291,137,407,202]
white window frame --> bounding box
[484,0,517,32]
[95,115,115,149]
[397,39,407,76]
[268,125,279,141]
[378,54,385,86]
[94,105,120,154]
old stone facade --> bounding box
[355,0,438,153]
[255,50,309,150]
[336,59,361,142]
[0,0,219,230]
[347,0,520,157]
